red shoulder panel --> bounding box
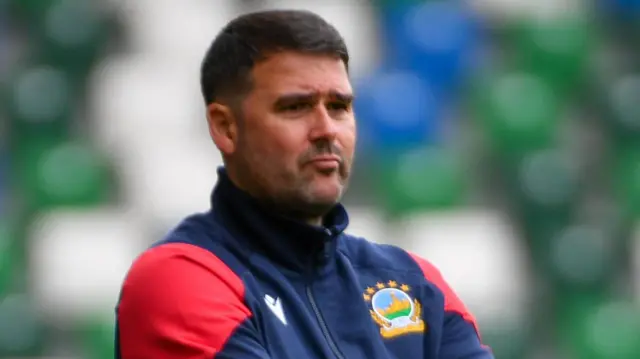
[118,243,251,359]
[408,252,481,337]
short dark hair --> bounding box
[200,9,350,105]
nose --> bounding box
[309,105,338,142]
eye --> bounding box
[327,101,351,112]
[282,102,312,112]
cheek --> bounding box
[338,123,357,156]
[244,127,302,164]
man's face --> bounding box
[233,52,356,217]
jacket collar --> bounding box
[210,167,349,273]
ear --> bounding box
[206,102,238,155]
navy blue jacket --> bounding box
[116,168,493,358]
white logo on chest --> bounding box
[264,294,287,325]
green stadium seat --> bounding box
[513,15,593,97]
[0,223,15,296]
[0,210,33,293]
[78,317,115,359]
[33,0,112,80]
[557,293,605,359]
[5,64,73,140]
[0,293,45,357]
[511,148,580,213]
[506,148,581,267]
[15,137,111,210]
[559,295,640,359]
[479,319,530,359]
[607,74,640,146]
[548,223,615,292]
[8,0,55,22]
[374,147,467,216]
[612,148,640,219]
[473,71,561,158]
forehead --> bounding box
[249,52,352,96]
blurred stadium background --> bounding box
[2,0,640,358]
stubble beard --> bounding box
[267,168,348,219]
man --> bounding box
[116,9,493,359]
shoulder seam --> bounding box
[162,230,254,285]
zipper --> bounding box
[306,285,346,359]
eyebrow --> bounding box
[273,91,354,107]
[330,91,354,103]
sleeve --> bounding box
[117,243,271,359]
[408,253,494,359]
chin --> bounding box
[288,177,347,215]
[315,176,344,193]
[306,186,343,208]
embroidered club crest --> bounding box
[363,281,426,339]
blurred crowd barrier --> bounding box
[2,0,640,358]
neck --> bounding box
[224,167,325,227]
[261,199,326,227]
[210,166,350,273]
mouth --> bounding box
[309,155,341,163]
[307,155,341,171]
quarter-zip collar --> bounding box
[210,167,349,273]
